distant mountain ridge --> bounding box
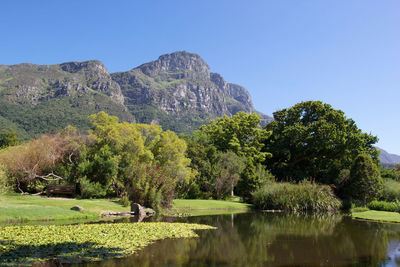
[0,51,271,137]
[377,147,400,167]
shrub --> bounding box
[344,154,383,202]
[252,180,341,213]
[0,164,11,194]
[367,200,400,212]
[128,163,175,212]
[0,130,19,149]
[381,178,400,202]
[79,177,107,199]
[380,167,399,181]
[0,130,85,193]
[120,194,130,207]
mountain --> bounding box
[0,60,134,138]
[0,51,271,138]
[377,147,400,168]
[111,51,272,132]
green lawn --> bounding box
[0,193,129,223]
[169,199,252,216]
[352,210,400,223]
[0,194,252,223]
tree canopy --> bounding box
[264,101,379,184]
[199,112,272,200]
[0,131,19,149]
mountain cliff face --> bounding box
[0,60,124,105]
[0,61,133,137]
[112,51,271,131]
[0,51,271,137]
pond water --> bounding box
[74,212,400,267]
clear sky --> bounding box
[1,1,399,154]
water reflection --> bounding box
[75,212,400,267]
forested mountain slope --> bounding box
[0,51,271,138]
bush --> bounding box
[120,194,130,207]
[381,179,400,202]
[0,164,11,194]
[252,180,341,213]
[129,163,175,212]
[79,177,107,199]
[380,167,399,181]
[344,154,383,202]
[367,200,400,212]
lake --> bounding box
[74,212,400,267]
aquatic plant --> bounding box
[0,222,215,266]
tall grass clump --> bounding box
[381,179,400,202]
[367,200,400,212]
[252,181,341,213]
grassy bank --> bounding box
[252,181,341,213]
[0,193,129,223]
[0,194,252,223]
[0,222,215,266]
[169,199,252,216]
[352,210,400,223]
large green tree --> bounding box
[264,101,378,185]
[82,112,194,209]
[199,112,272,200]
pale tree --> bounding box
[0,131,84,193]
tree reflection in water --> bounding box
[76,213,400,267]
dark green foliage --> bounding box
[120,194,130,207]
[252,181,341,213]
[380,167,399,181]
[0,112,194,210]
[367,200,400,212]
[179,131,219,199]
[125,104,215,134]
[214,151,245,199]
[264,101,379,185]
[0,95,134,139]
[0,131,19,149]
[0,115,29,140]
[344,154,383,202]
[381,179,400,202]
[80,112,194,209]
[78,144,119,190]
[236,162,274,201]
[182,115,274,200]
[128,163,172,211]
[79,176,107,198]
[199,112,272,200]
[336,169,350,187]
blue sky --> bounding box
[1,1,400,154]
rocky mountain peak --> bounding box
[57,60,124,105]
[0,60,124,105]
[0,52,272,136]
[111,51,272,131]
[60,60,108,75]
[137,51,210,76]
